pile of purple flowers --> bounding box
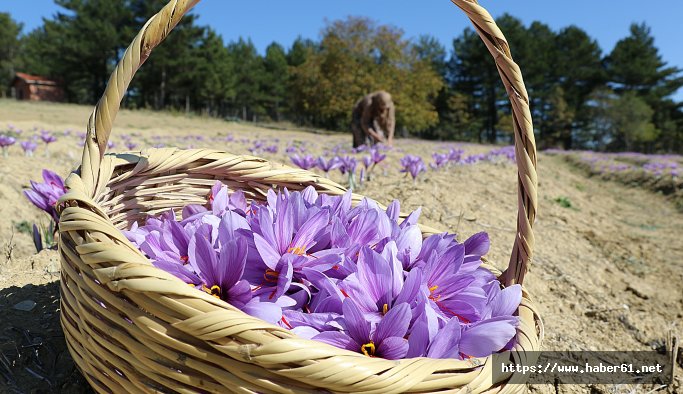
[124,182,520,360]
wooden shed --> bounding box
[10,72,65,102]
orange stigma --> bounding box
[264,269,279,283]
[382,303,389,315]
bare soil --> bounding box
[1,99,681,393]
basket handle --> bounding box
[451,0,538,286]
[79,0,199,194]
[79,0,537,286]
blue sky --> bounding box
[2,0,682,101]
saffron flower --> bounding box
[21,140,38,157]
[116,180,520,362]
[400,155,426,183]
[40,131,57,155]
[316,156,341,176]
[314,299,411,360]
[369,147,386,165]
[0,135,16,157]
[24,169,67,222]
[431,153,449,169]
[290,154,316,170]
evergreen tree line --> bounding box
[1,0,682,152]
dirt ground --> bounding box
[0,99,681,393]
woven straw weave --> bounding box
[57,0,543,392]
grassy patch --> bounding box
[554,196,574,209]
[13,220,33,235]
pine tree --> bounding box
[0,13,23,97]
[227,38,266,121]
[262,42,288,121]
[605,22,683,152]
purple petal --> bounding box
[181,204,207,220]
[220,237,248,287]
[385,200,400,222]
[426,317,462,359]
[24,189,50,212]
[289,209,329,252]
[376,337,408,360]
[464,232,490,257]
[342,298,371,345]
[226,279,252,308]
[253,232,281,270]
[357,247,391,305]
[373,303,410,344]
[490,284,522,317]
[459,316,518,358]
[400,207,422,228]
[242,298,282,324]
[395,225,422,269]
[188,231,219,286]
[312,331,357,351]
[395,268,423,305]
[152,260,201,285]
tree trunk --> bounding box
[159,67,166,109]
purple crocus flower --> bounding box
[314,299,411,360]
[316,156,341,176]
[40,131,57,144]
[290,154,316,170]
[362,155,373,170]
[24,170,67,222]
[40,131,57,155]
[0,135,16,157]
[408,284,520,359]
[21,140,38,157]
[187,227,283,324]
[369,148,386,165]
[447,148,464,163]
[352,144,368,153]
[210,181,249,216]
[337,156,357,175]
[430,153,449,170]
[339,245,423,322]
[400,155,426,183]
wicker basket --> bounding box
[57,0,542,392]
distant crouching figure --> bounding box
[351,91,395,148]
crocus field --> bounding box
[545,149,683,211]
[0,100,682,393]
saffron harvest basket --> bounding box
[57,0,542,392]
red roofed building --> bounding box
[11,72,65,102]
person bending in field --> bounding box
[351,90,395,148]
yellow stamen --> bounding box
[287,246,306,255]
[361,341,376,357]
[428,285,440,301]
[209,285,221,299]
[382,303,389,315]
